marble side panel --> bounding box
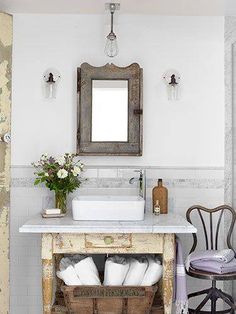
[225,16,236,299]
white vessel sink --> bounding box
[72,195,145,221]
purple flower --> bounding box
[48,157,55,164]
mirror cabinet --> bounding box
[77,63,143,155]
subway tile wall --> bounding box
[10,166,224,314]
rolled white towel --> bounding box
[104,256,130,286]
[141,256,163,286]
[74,256,101,285]
[123,257,148,286]
[70,254,87,264]
[57,257,81,286]
[59,257,72,270]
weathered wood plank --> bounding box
[53,233,164,254]
[42,234,54,314]
[162,234,175,314]
[0,12,12,314]
[85,233,132,248]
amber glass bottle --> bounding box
[152,179,168,214]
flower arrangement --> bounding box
[32,153,84,213]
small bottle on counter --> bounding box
[152,178,168,214]
[153,200,161,215]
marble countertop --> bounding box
[19,212,197,234]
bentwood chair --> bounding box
[186,205,236,314]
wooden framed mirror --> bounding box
[77,63,143,155]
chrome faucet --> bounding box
[129,169,146,201]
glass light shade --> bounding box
[104,33,118,57]
[45,81,58,99]
[167,84,180,101]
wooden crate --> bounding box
[150,305,164,314]
[61,285,158,314]
[52,303,163,314]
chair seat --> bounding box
[187,266,236,281]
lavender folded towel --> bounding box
[185,249,235,271]
[191,258,236,274]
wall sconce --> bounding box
[104,3,120,58]
[43,69,61,99]
[163,70,181,100]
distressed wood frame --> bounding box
[0,12,12,314]
[77,63,143,156]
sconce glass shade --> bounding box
[43,69,60,99]
[104,32,118,57]
[45,80,57,99]
[163,70,181,101]
[166,84,179,101]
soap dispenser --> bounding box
[152,179,168,214]
[153,200,161,216]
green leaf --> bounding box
[34,179,41,185]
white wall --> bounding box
[10,14,226,313]
[11,14,224,167]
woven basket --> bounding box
[62,284,158,314]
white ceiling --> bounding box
[0,0,232,15]
[225,0,236,15]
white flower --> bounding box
[77,162,84,169]
[44,173,49,177]
[57,169,68,179]
[56,156,65,166]
[40,153,48,161]
[72,166,81,176]
[32,162,40,167]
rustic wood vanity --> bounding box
[20,212,196,314]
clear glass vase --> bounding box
[55,191,67,214]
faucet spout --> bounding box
[129,177,138,184]
[129,169,146,201]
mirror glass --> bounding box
[91,80,128,142]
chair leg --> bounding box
[195,289,212,312]
[188,288,211,299]
[222,297,236,311]
[211,296,217,314]
[220,290,234,304]
[221,291,235,313]
[188,284,236,314]
[210,281,217,314]
[218,290,236,311]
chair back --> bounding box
[186,205,236,255]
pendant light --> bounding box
[105,3,119,58]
